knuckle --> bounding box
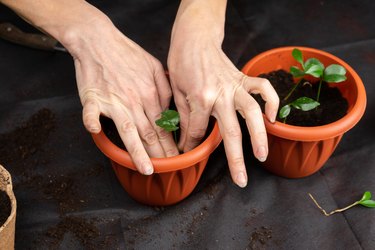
[225,127,242,139]
[260,78,272,86]
[141,87,158,102]
[230,157,245,169]
[246,102,262,115]
[120,120,136,133]
[127,146,143,159]
[141,130,158,146]
[165,147,179,157]
[156,128,170,140]
[83,98,97,107]
[188,128,206,141]
[188,91,214,110]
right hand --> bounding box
[62,10,179,175]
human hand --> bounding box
[168,0,279,187]
[62,8,179,175]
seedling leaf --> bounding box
[155,110,180,132]
[290,97,320,111]
[290,66,305,78]
[323,64,347,83]
[360,191,372,202]
[304,58,324,78]
[359,200,375,208]
[279,105,291,119]
[323,74,347,83]
[292,48,304,67]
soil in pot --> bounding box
[100,116,215,153]
[254,69,348,126]
[0,189,11,226]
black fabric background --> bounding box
[1,0,374,249]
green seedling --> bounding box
[309,191,375,216]
[289,48,347,102]
[279,48,347,122]
[155,109,180,142]
[279,97,320,123]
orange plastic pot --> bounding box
[242,46,366,178]
[91,120,222,206]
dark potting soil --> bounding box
[0,190,11,226]
[255,69,348,126]
[100,115,214,153]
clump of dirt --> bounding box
[0,190,11,226]
[255,69,348,126]
[46,216,100,250]
[249,226,273,249]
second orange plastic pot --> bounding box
[242,47,366,178]
[92,120,222,206]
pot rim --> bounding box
[242,46,367,141]
[91,120,222,173]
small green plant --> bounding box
[279,97,320,123]
[155,109,180,142]
[279,48,347,122]
[309,191,375,216]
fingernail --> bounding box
[143,163,154,175]
[270,111,276,123]
[257,146,267,162]
[90,126,100,133]
[236,172,247,188]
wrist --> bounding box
[2,0,116,58]
[42,3,115,57]
[56,13,115,57]
[172,0,227,44]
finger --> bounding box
[183,104,211,153]
[143,98,179,157]
[172,90,190,151]
[235,88,268,162]
[112,111,154,175]
[82,98,101,134]
[215,100,247,188]
[129,104,166,158]
[154,62,172,110]
[242,76,279,123]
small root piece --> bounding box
[308,193,359,217]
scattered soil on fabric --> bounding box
[0,108,56,176]
[0,109,105,248]
[255,69,348,126]
[0,190,11,226]
[45,216,100,250]
[248,226,273,249]
[0,108,83,214]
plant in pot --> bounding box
[91,108,222,206]
[0,164,17,250]
[241,46,366,178]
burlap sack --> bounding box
[0,165,16,250]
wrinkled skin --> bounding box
[0,0,279,187]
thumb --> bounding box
[82,98,101,133]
